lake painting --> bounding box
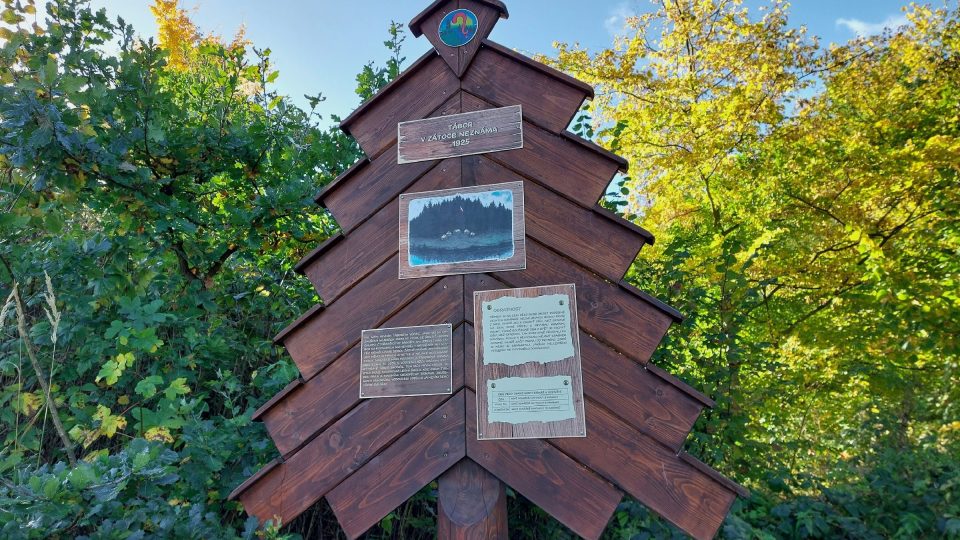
[407,188,515,267]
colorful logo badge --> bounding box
[438,9,479,48]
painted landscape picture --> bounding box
[407,188,515,267]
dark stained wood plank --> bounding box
[398,105,522,164]
[594,205,655,244]
[462,41,592,134]
[679,451,750,498]
[466,156,646,281]
[323,94,462,234]
[465,390,621,540]
[229,457,281,502]
[463,274,704,451]
[464,322,476,392]
[646,363,715,408]
[299,159,459,303]
[578,331,703,451]
[550,402,739,540]
[437,458,508,539]
[619,280,684,323]
[491,239,674,364]
[327,392,468,539]
[236,391,453,526]
[415,2,457,75]
[252,378,302,422]
[461,92,619,209]
[278,255,440,380]
[261,278,465,456]
[293,233,343,275]
[340,51,459,159]
[457,1,506,77]
[321,155,440,235]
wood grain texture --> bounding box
[238,392,452,526]
[578,332,703,451]
[437,458,508,540]
[301,162,460,304]
[416,2,457,75]
[398,181,526,279]
[491,239,674,364]
[461,92,618,208]
[550,402,739,540]
[341,52,459,159]
[473,285,586,440]
[465,390,621,540]
[322,155,446,235]
[462,42,590,133]
[463,274,704,451]
[324,94,462,234]
[464,322,477,393]
[466,156,646,281]
[279,255,440,380]
[327,392,467,539]
[263,278,465,457]
[398,105,522,164]
[457,1,503,77]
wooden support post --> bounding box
[438,459,508,539]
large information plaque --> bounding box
[398,105,523,164]
[473,284,586,440]
[360,324,453,399]
[399,181,526,279]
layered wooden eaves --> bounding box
[229,35,746,540]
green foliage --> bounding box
[0,0,397,536]
[550,0,959,538]
[0,438,265,539]
[0,0,957,538]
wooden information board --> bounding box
[230,2,747,539]
[474,284,586,440]
[398,105,522,164]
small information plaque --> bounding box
[398,105,523,164]
[360,324,453,399]
[474,284,586,440]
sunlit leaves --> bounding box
[550,3,959,535]
[134,375,163,399]
[93,405,127,439]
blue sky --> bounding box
[87,0,918,123]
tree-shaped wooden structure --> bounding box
[229,2,747,538]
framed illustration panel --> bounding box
[473,284,586,440]
[398,181,526,279]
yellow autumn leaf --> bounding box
[15,392,42,416]
[144,426,174,444]
[93,405,127,438]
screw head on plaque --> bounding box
[438,9,479,47]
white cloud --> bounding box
[605,2,633,37]
[836,14,909,37]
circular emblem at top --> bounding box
[438,9,479,48]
